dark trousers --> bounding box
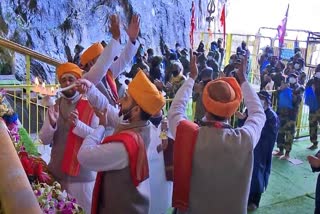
[316,174,320,214]
[310,109,320,146]
[248,192,262,207]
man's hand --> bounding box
[125,14,140,43]
[189,49,198,80]
[48,104,59,128]
[234,55,248,85]
[94,108,108,127]
[110,14,120,41]
[75,79,93,94]
[69,109,79,126]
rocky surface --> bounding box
[0,0,212,83]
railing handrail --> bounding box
[0,37,61,67]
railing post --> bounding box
[25,55,31,135]
[224,33,233,67]
[295,103,304,138]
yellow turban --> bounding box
[202,77,242,118]
[57,62,83,81]
[128,70,165,116]
[80,43,104,66]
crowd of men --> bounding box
[38,13,320,214]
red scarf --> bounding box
[91,131,149,214]
[105,70,119,102]
[173,120,231,211]
[172,120,199,211]
[61,99,94,176]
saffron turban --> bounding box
[80,43,104,66]
[128,69,165,116]
[202,77,242,118]
[57,62,83,81]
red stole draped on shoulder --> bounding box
[105,70,119,101]
[61,99,94,176]
[91,131,149,214]
[172,120,199,211]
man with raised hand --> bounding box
[168,52,266,214]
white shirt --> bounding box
[77,85,129,172]
[83,38,140,85]
[168,78,266,148]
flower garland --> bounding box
[0,91,84,213]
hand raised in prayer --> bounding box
[94,108,108,127]
[234,55,248,85]
[109,14,120,41]
[48,104,59,128]
[125,14,140,43]
[69,109,79,126]
[75,79,92,94]
[307,155,320,168]
[189,49,198,80]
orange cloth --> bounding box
[61,99,94,176]
[105,70,118,101]
[57,62,83,81]
[80,43,104,66]
[202,77,242,118]
[128,70,165,116]
[172,120,199,211]
[91,131,149,214]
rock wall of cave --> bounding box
[0,0,210,83]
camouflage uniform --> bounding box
[277,84,304,153]
[306,78,320,146]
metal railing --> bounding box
[0,37,61,135]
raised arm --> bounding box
[235,56,266,148]
[168,50,198,139]
[77,78,121,129]
[83,15,122,85]
[109,14,140,79]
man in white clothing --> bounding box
[39,62,99,213]
[81,14,140,107]
[75,69,165,214]
[168,53,266,214]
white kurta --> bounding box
[77,85,151,206]
[148,125,173,214]
[39,94,99,214]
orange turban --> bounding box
[57,62,83,81]
[202,77,242,118]
[128,70,165,116]
[80,43,104,66]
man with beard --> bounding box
[39,62,99,213]
[305,65,320,150]
[76,69,165,214]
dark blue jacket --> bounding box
[239,108,280,194]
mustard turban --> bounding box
[202,77,242,118]
[128,70,165,116]
[57,62,83,81]
[80,43,104,66]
